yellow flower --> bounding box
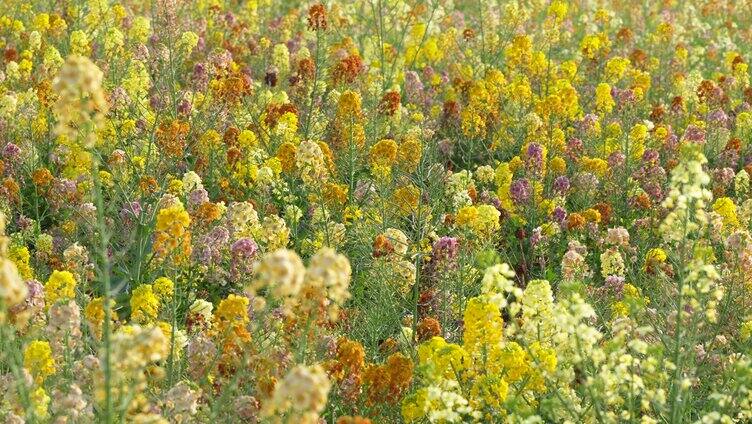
[276,141,297,173]
[393,184,420,216]
[178,31,199,55]
[712,197,739,230]
[84,297,114,340]
[8,245,33,280]
[45,270,77,308]
[582,208,602,224]
[611,301,628,317]
[741,320,752,341]
[168,178,184,195]
[463,297,503,356]
[509,156,524,173]
[471,375,509,410]
[153,277,175,301]
[30,387,50,419]
[417,336,469,381]
[580,34,601,59]
[215,294,250,336]
[337,90,363,116]
[475,205,501,235]
[323,182,349,208]
[369,138,398,167]
[527,341,557,392]
[604,56,630,83]
[24,340,56,384]
[499,341,530,383]
[401,388,429,422]
[129,16,151,44]
[239,129,258,149]
[549,156,566,175]
[130,284,160,323]
[644,248,667,272]
[154,202,192,264]
[547,0,568,21]
[595,82,614,114]
[398,136,422,173]
[456,205,479,229]
[495,162,514,211]
[581,157,609,177]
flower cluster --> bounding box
[0,0,751,422]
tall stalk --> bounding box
[91,154,114,423]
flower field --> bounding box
[1,0,752,422]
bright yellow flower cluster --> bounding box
[24,340,56,384]
[44,270,76,308]
[154,202,192,264]
[456,204,501,236]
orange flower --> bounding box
[416,317,442,342]
[307,4,328,30]
[337,417,372,424]
[276,142,297,173]
[379,91,401,116]
[32,168,53,187]
[156,119,190,158]
[372,234,394,258]
[362,353,413,405]
[332,54,364,84]
[566,213,586,230]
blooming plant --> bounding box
[0,0,752,422]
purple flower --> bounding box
[231,237,258,258]
[600,275,625,298]
[177,98,192,116]
[709,109,728,126]
[718,149,739,169]
[615,88,636,106]
[553,176,570,194]
[231,237,259,281]
[682,124,706,144]
[9,280,45,316]
[188,188,209,210]
[427,236,461,279]
[210,50,233,69]
[608,152,625,168]
[49,179,78,210]
[530,227,543,247]
[643,182,663,201]
[2,143,21,159]
[16,215,33,231]
[714,167,735,186]
[134,43,150,61]
[119,201,142,223]
[526,142,544,174]
[577,115,598,132]
[566,137,583,160]
[665,134,679,150]
[224,12,236,25]
[192,62,209,90]
[552,206,567,224]
[432,236,459,262]
[110,87,130,110]
[526,142,543,161]
[573,172,599,193]
[198,226,230,266]
[509,179,531,205]
[642,149,660,164]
